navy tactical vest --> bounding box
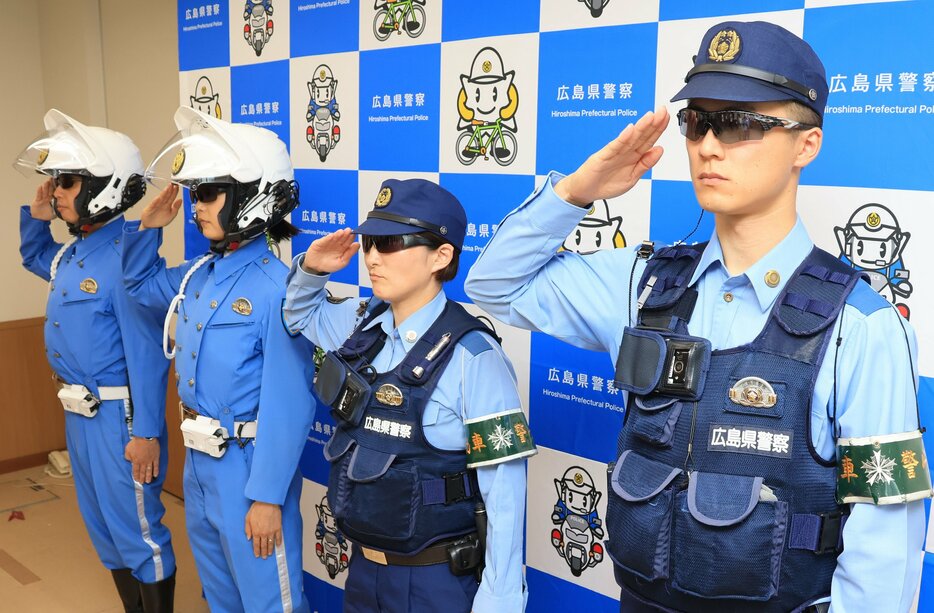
[606,244,860,612]
[324,299,491,555]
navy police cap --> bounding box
[354,178,467,251]
[671,21,828,119]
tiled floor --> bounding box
[0,465,209,612]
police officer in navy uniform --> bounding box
[16,110,175,612]
[283,179,535,612]
[121,106,315,612]
[467,22,926,612]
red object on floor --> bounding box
[8,510,25,521]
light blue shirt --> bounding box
[464,173,925,613]
[20,207,169,438]
[283,258,528,613]
[121,222,316,506]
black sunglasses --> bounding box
[53,173,83,189]
[677,108,817,144]
[191,183,229,204]
[362,233,437,254]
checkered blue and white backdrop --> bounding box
[177,1,934,610]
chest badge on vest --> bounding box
[375,383,404,407]
[231,298,252,316]
[729,377,777,408]
[79,278,98,294]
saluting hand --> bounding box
[556,107,670,206]
[301,227,360,275]
[30,178,55,221]
[139,184,183,230]
[245,501,283,559]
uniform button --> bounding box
[210,300,217,309]
[176,344,182,350]
[765,270,780,288]
[724,292,734,303]
[196,323,203,331]
[405,330,417,342]
[262,258,269,264]
[78,261,84,268]
[114,239,120,245]
[53,321,60,327]
[53,352,61,358]
[62,290,68,296]
[191,352,197,359]
[188,378,194,387]
[50,283,55,291]
[195,292,200,299]
[223,408,231,415]
[174,372,180,382]
[184,316,189,322]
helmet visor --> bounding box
[13,123,99,179]
[146,124,242,190]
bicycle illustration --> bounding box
[455,119,518,166]
[373,0,427,41]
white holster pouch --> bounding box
[181,415,258,458]
[56,383,130,418]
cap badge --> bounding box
[708,29,741,63]
[232,298,253,316]
[573,472,584,486]
[375,383,404,407]
[482,60,492,73]
[79,278,98,294]
[171,149,186,176]
[867,212,881,228]
[375,187,392,208]
[37,149,49,166]
[729,377,777,409]
[319,69,327,80]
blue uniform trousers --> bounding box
[344,553,479,613]
[183,443,308,613]
[65,399,174,583]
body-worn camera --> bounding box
[446,533,483,577]
[614,327,711,400]
[314,351,372,425]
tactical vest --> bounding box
[606,244,859,612]
[323,299,490,555]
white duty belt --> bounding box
[53,375,130,417]
[179,402,257,458]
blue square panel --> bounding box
[537,23,657,176]
[178,0,230,70]
[660,0,803,21]
[442,0,540,41]
[291,0,359,56]
[231,59,291,146]
[292,169,359,287]
[359,44,442,172]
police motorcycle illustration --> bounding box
[455,47,519,167]
[306,65,341,163]
[314,496,349,579]
[372,0,426,41]
[579,0,609,18]
[835,203,912,319]
[243,0,274,57]
[551,467,605,576]
[190,76,222,119]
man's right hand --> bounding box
[30,178,55,221]
[302,227,359,275]
[555,107,670,207]
[139,184,183,230]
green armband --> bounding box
[836,430,934,505]
[465,409,537,469]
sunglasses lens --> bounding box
[680,110,766,144]
[679,109,702,141]
[55,174,80,189]
[194,184,222,203]
[363,235,411,253]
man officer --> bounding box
[466,21,926,612]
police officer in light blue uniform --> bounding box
[466,21,926,613]
[283,179,534,613]
[16,110,175,612]
[121,107,315,612]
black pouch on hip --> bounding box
[613,327,711,400]
[314,351,372,426]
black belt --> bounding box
[356,534,476,567]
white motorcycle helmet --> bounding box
[147,106,299,253]
[14,109,146,234]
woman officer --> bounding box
[282,179,534,612]
[16,110,175,612]
[121,107,315,612]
